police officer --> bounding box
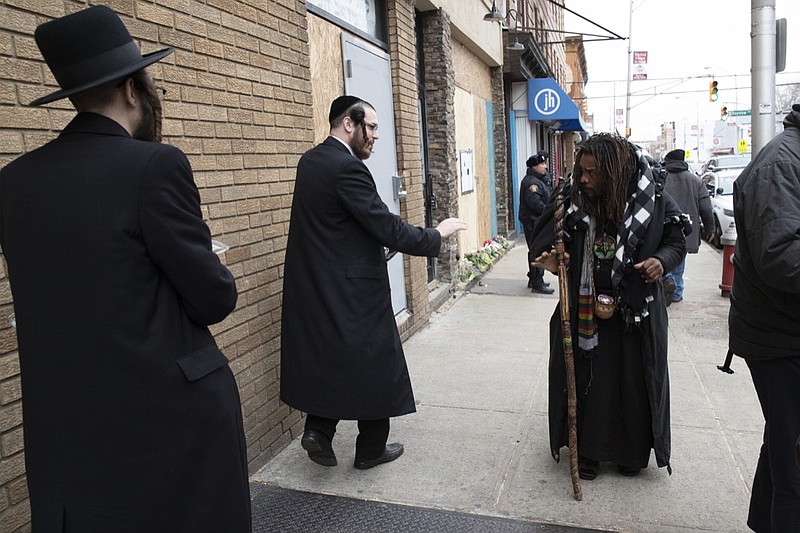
[519,151,554,294]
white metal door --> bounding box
[342,35,407,315]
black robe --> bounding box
[531,182,685,470]
[0,113,250,532]
[280,137,441,420]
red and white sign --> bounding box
[615,108,624,126]
[632,51,648,81]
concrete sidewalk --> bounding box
[252,237,762,533]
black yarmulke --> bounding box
[329,95,362,122]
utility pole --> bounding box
[751,0,776,154]
[624,0,633,138]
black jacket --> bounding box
[518,169,552,224]
[729,104,800,360]
[0,113,250,532]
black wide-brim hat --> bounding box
[30,5,173,106]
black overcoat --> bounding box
[280,137,441,420]
[0,113,250,532]
[531,183,685,469]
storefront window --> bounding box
[307,0,385,42]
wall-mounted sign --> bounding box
[460,149,474,194]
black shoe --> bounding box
[354,442,404,470]
[617,465,641,477]
[301,429,337,467]
[531,284,555,294]
[579,456,599,481]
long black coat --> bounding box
[531,184,685,469]
[281,137,441,420]
[0,113,250,532]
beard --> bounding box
[351,122,374,160]
[131,86,163,142]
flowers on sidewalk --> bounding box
[457,236,512,283]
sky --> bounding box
[563,0,800,141]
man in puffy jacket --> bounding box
[661,149,714,304]
[729,103,800,533]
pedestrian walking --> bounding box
[518,151,554,294]
[729,103,800,533]
[280,95,466,470]
[0,6,250,531]
[531,133,685,480]
[661,148,714,304]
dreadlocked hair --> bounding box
[571,132,639,225]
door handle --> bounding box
[392,175,407,200]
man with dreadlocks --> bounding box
[530,133,686,480]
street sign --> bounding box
[632,51,647,81]
[731,110,751,117]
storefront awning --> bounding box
[527,78,587,132]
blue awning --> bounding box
[527,78,587,132]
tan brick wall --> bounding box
[0,1,313,530]
[387,0,433,339]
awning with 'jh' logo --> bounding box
[527,78,587,132]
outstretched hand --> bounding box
[533,249,569,274]
[435,217,468,238]
[633,257,664,283]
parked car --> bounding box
[699,154,750,248]
[688,162,703,176]
[701,153,751,175]
[702,170,738,248]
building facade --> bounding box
[493,0,586,236]
[0,1,509,529]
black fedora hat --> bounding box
[30,5,173,106]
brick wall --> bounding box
[387,0,434,338]
[0,1,313,530]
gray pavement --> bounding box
[252,237,761,533]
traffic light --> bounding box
[720,106,728,120]
[709,80,719,102]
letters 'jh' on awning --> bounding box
[527,78,587,132]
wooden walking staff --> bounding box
[553,188,583,501]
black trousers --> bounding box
[523,219,544,286]
[304,414,390,462]
[745,357,800,533]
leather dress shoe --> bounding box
[353,442,404,470]
[531,284,555,295]
[301,429,337,467]
[617,465,641,477]
[528,279,550,288]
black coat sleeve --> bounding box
[651,222,687,274]
[335,158,441,257]
[529,199,557,265]
[139,145,238,325]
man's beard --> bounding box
[132,88,163,142]
[351,122,373,160]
